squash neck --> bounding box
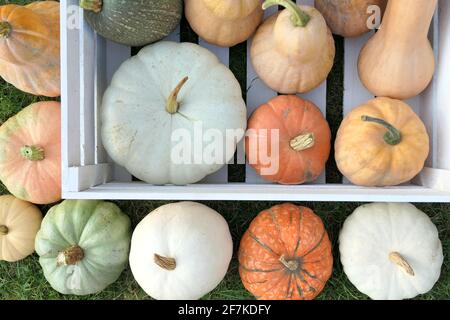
[154,253,176,271]
[166,77,189,114]
[80,0,103,13]
[361,116,402,146]
[57,245,85,266]
[381,0,437,39]
[21,145,45,161]
[0,21,11,38]
[0,225,8,236]
[263,0,310,27]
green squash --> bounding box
[80,0,182,46]
[35,200,131,295]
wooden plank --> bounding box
[94,34,107,164]
[79,12,96,166]
[62,183,450,203]
[66,164,113,192]
[416,167,450,192]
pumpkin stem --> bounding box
[21,145,45,161]
[166,77,189,114]
[0,21,11,38]
[154,253,177,271]
[279,255,299,272]
[389,252,415,276]
[290,133,315,151]
[57,245,85,267]
[0,225,8,236]
[262,0,311,27]
[361,116,402,146]
[79,0,103,13]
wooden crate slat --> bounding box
[79,11,96,166]
[94,34,107,164]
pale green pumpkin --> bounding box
[35,200,131,296]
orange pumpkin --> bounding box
[239,203,333,300]
[246,95,331,184]
[0,1,60,97]
[0,101,61,204]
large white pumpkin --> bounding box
[129,201,233,300]
[101,41,247,185]
[339,203,443,300]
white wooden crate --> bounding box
[61,0,450,202]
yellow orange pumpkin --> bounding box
[0,101,61,204]
[335,97,430,186]
[246,95,331,184]
[239,203,333,300]
[0,1,60,97]
[0,195,42,262]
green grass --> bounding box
[0,0,449,301]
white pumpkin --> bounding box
[129,201,233,300]
[101,41,247,185]
[339,203,443,300]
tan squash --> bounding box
[251,0,335,94]
[315,0,387,37]
[335,97,430,187]
[0,195,42,262]
[358,0,437,100]
[185,0,263,47]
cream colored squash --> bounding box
[102,41,247,185]
[185,0,263,47]
[129,202,233,300]
[251,0,335,94]
[339,203,443,300]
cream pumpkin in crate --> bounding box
[101,41,247,185]
[339,203,443,300]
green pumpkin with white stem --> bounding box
[80,0,182,46]
[35,200,131,295]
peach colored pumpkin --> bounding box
[0,101,61,204]
[0,195,42,262]
[246,95,331,184]
[251,0,335,94]
[0,1,60,97]
[335,97,430,187]
[239,203,333,300]
[185,0,263,47]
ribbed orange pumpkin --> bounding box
[239,203,333,300]
[0,1,60,97]
[0,101,61,204]
[246,95,331,184]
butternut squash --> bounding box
[358,0,437,100]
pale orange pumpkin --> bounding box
[239,203,333,300]
[246,95,331,184]
[335,97,430,187]
[0,101,61,204]
[185,0,263,47]
[0,195,42,262]
[0,1,60,97]
[251,0,335,94]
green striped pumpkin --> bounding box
[80,0,182,46]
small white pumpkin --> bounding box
[339,203,443,300]
[101,41,247,185]
[129,201,233,300]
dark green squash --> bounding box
[80,0,182,46]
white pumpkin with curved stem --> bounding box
[339,203,443,300]
[101,41,247,185]
[129,202,233,300]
